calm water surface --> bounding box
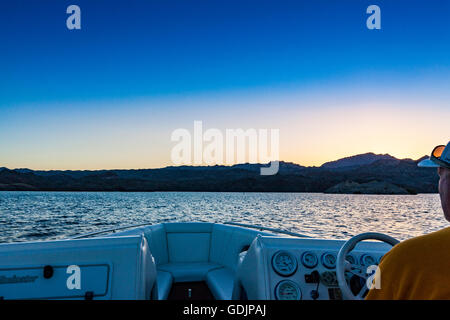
[0,191,446,243]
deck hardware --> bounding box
[43,265,53,279]
[310,290,319,300]
[85,291,94,300]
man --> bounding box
[366,141,450,300]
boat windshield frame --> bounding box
[71,221,312,240]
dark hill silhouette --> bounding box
[321,152,398,169]
[0,153,438,194]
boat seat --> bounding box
[156,270,173,300]
[112,223,266,300]
[206,267,235,300]
[158,262,222,282]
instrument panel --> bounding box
[266,239,389,300]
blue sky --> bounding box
[0,0,449,169]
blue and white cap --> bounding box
[418,142,450,169]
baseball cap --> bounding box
[418,142,450,169]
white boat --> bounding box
[0,221,398,300]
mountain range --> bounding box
[0,153,439,194]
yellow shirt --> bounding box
[365,227,450,300]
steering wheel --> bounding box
[336,232,400,300]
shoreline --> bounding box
[0,189,439,195]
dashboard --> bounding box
[236,235,392,300]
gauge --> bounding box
[321,252,337,269]
[345,254,356,265]
[360,254,376,266]
[272,251,298,276]
[275,280,302,300]
[301,251,318,268]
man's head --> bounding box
[418,142,450,221]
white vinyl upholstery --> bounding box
[145,224,169,265]
[209,224,260,271]
[114,222,265,300]
[167,233,211,262]
[206,224,261,299]
[164,222,213,233]
[158,223,217,283]
[209,224,235,266]
[155,270,172,300]
[158,262,221,282]
[206,267,235,300]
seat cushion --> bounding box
[210,224,260,272]
[146,224,169,265]
[156,271,173,300]
[166,233,211,262]
[206,267,235,300]
[158,262,222,282]
[164,222,213,233]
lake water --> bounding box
[0,191,446,243]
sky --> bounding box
[0,0,449,170]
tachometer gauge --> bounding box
[360,254,376,266]
[272,251,298,276]
[301,251,318,268]
[275,280,302,300]
[321,252,337,269]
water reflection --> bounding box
[0,191,445,243]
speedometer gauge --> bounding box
[272,251,298,276]
[301,251,318,268]
[275,280,302,300]
[360,254,376,266]
[321,252,337,269]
